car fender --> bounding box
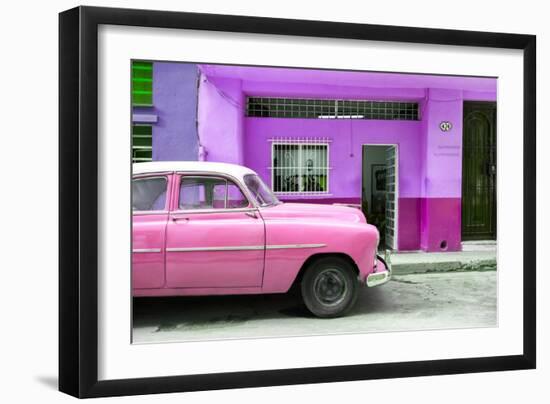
[261,219,379,292]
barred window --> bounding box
[247,97,419,120]
[132,125,152,163]
[271,139,329,195]
[132,61,153,106]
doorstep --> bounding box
[388,245,496,275]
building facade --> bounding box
[131,61,199,162]
[132,61,497,253]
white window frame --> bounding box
[269,138,331,196]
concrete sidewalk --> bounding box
[389,244,496,275]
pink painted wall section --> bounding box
[422,89,464,198]
[200,65,497,93]
[198,74,244,165]
[463,90,497,102]
[244,118,425,251]
[244,118,423,200]
[195,65,498,252]
[419,89,464,251]
[242,81,426,101]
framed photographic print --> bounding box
[372,164,387,194]
[59,6,536,398]
[371,163,387,212]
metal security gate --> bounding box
[385,146,398,250]
[462,101,497,240]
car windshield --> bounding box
[244,174,280,207]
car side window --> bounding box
[226,182,249,208]
[179,176,249,210]
[132,177,167,211]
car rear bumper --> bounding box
[366,252,392,287]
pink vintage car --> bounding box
[132,161,391,317]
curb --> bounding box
[391,259,496,275]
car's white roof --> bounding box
[133,161,257,179]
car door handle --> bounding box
[171,215,189,222]
[245,211,258,219]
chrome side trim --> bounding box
[266,243,327,250]
[132,248,162,253]
[166,246,264,252]
[166,244,326,253]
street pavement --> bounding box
[132,271,497,343]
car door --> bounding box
[165,174,265,288]
[132,173,171,289]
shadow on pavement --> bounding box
[132,285,397,332]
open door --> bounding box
[384,145,398,250]
[362,145,398,251]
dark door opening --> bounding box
[362,145,398,250]
[462,101,497,241]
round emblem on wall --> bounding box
[439,121,453,132]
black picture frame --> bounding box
[59,6,536,398]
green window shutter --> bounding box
[132,125,153,162]
[132,61,153,106]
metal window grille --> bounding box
[132,124,153,162]
[270,137,330,195]
[132,61,153,106]
[247,97,419,120]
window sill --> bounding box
[132,113,158,123]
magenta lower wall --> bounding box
[398,198,421,250]
[398,197,461,252]
[420,197,462,252]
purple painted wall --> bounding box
[419,89,464,251]
[133,62,199,161]
[200,65,497,93]
[197,75,244,165]
[195,64,497,252]
[243,118,422,201]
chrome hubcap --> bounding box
[313,268,347,306]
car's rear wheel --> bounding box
[301,256,358,318]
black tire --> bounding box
[300,256,358,318]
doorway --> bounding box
[362,145,398,250]
[462,101,497,240]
